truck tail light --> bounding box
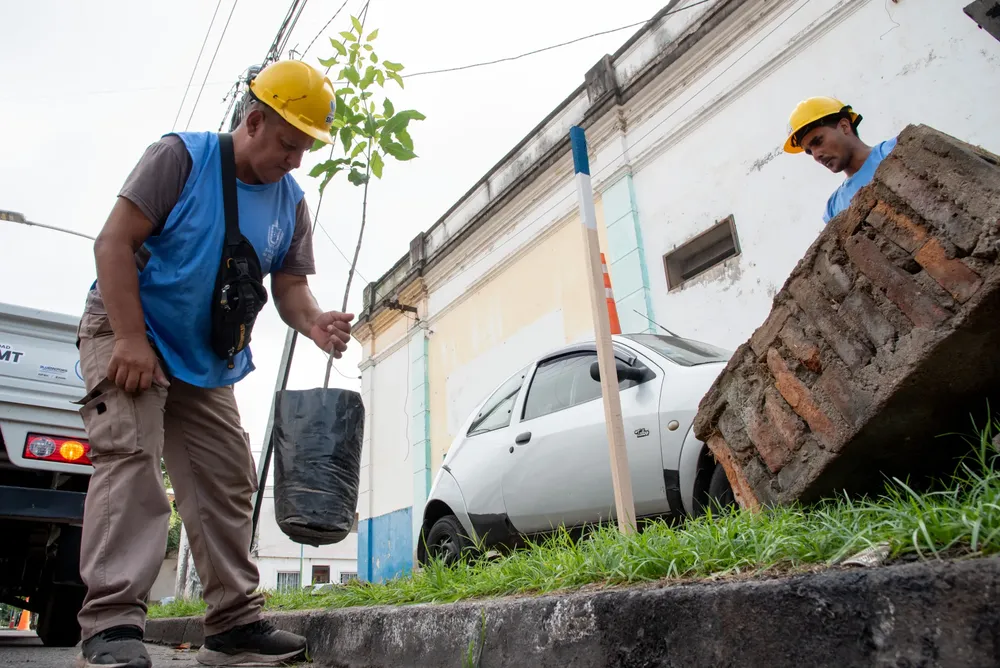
[23,433,92,466]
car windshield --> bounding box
[624,333,731,367]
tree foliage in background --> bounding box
[308,15,425,193]
[162,458,181,557]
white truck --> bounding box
[0,302,91,646]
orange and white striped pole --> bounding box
[600,253,622,335]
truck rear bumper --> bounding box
[0,486,86,523]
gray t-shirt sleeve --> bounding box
[278,197,317,276]
[118,134,191,234]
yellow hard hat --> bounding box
[249,60,336,144]
[783,96,861,154]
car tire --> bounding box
[424,514,472,566]
[35,584,85,648]
[706,463,736,513]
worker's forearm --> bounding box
[94,238,147,340]
[275,281,323,336]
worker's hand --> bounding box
[107,335,170,393]
[309,311,354,358]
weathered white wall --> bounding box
[366,341,414,519]
[629,0,1000,350]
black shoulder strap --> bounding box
[217,133,241,248]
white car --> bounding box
[417,333,734,566]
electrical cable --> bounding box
[445,0,813,286]
[172,0,225,130]
[315,218,369,284]
[404,0,712,79]
[300,0,352,61]
[185,0,242,131]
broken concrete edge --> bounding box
[146,555,1000,668]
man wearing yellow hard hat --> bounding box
[75,60,347,667]
[784,96,897,223]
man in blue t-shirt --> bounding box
[783,96,897,223]
[74,60,350,668]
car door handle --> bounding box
[515,432,531,445]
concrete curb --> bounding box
[147,556,1000,667]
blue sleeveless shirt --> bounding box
[135,131,303,388]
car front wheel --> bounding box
[423,515,472,566]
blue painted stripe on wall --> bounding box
[569,126,590,175]
[359,506,414,583]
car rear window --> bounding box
[624,333,731,366]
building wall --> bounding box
[627,0,1000,350]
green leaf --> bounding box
[371,53,379,63]
[339,30,357,42]
[308,158,347,178]
[382,99,395,118]
[383,141,417,161]
[319,170,336,194]
[329,39,347,56]
[348,168,369,186]
[359,66,377,90]
[318,55,338,68]
[366,28,379,41]
[364,44,374,52]
[364,114,378,136]
[340,126,354,153]
[371,151,384,179]
[335,86,354,97]
[351,15,363,33]
[376,70,385,87]
[343,66,360,86]
[396,109,426,122]
[387,71,404,88]
[382,61,404,72]
[310,137,327,152]
[397,128,413,151]
[350,141,366,159]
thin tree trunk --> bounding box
[324,141,373,388]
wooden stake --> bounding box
[570,125,637,535]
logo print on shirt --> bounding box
[262,219,284,270]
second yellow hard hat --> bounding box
[784,96,861,154]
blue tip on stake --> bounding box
[570,126,590,176]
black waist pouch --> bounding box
[210,133,268,369]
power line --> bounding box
[185,0,241,131]
[300,0,351,61]
[315,218,369,284]
[446,0,812,286]
[404,0,712,79]
[172,0,225,131]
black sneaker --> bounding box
[76,625,151,668]
[196,619,308,666]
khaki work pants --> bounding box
[75,310,263,639]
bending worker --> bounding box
[75,60,350,668]
[784,96,897,223]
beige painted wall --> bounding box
[426,197,609,473]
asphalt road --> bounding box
[0,630,201,667]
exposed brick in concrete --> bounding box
[694,125,1000,506]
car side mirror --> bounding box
[590,359,647,383]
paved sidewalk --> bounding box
[0,630,201,667]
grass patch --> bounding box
[150,413,1000,620]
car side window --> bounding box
[523,352,647,422]
[467,368,527,436]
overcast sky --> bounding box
[0,0,671,452]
